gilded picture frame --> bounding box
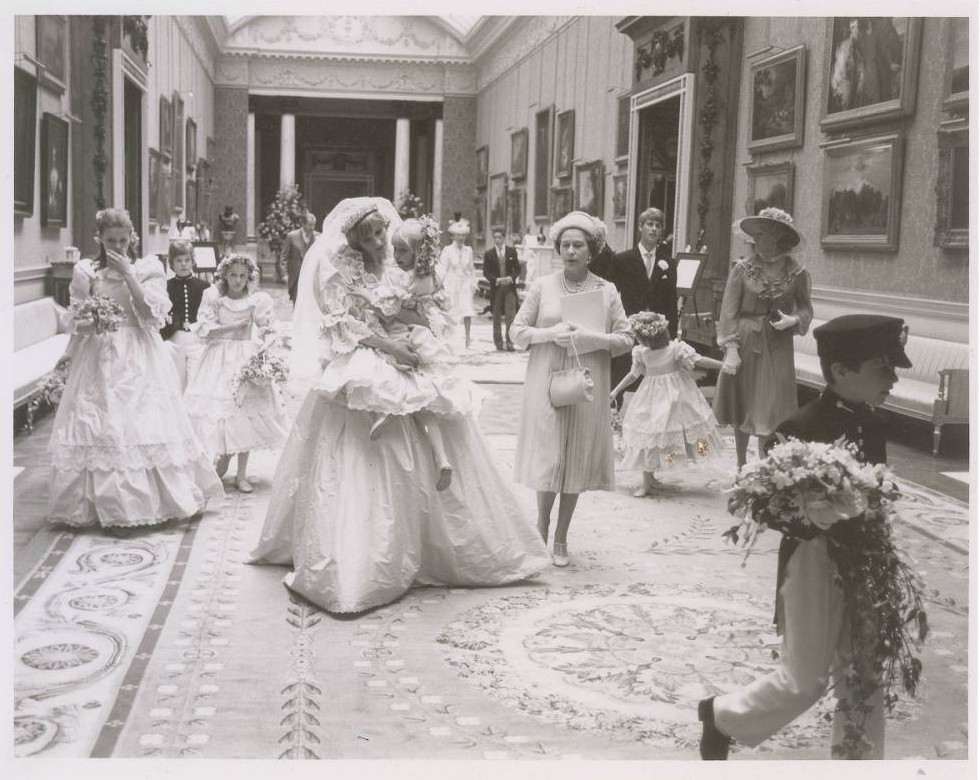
[748,44,806,153]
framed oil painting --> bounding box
[473,193,486,243]
[159,96,173,159]
[186,178,198,224]
[36,15,67,90]
[821,18,921,131]
[616,94,631,160]
[173,92,185,208]
[574,160,603,218]
[551,186,572,223]
[185,119,197,174]
[745,161,795,216]
[555,109,575,179]
[40,113,69,227]
[612,172,628,222]
[148,148,161,226]
[943,19,969,112]
[476,146,489,190]
[14,68,37,216]
[488,173,507,230]
[510,128,528,181]
[821,132,904,252]
[934,122,968,250]
[507,186,526,239]
[158,158,173,226]
[749,45,806,153]
[534,107,552,218]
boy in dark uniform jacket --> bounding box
[699,314,911,761]
[161,239,210,388]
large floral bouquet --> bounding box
[724,437,928,759]
[258,184,308,256]
[232,345,288,407]
[71,294,125,334]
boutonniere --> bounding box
[656,259,670,271]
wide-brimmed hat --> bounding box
[734,207,804,251]
[550,211,608,252]
[447,217,471,237]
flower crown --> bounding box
[755,207,794,226]
[414,214,442,277]
[341,203,389,235]
[628,311,669,344]
[215,253,260,286]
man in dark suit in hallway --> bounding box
[279,211,319,305]
[483,227,521,351]
[601,207,678,401]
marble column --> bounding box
[280,113,296,190]
[246,112,256,237]
[394,117,411,202]
[432,118,444,222]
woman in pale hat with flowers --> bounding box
[713,207,813,467]
[510,211,633,566]
[438,216,477,348]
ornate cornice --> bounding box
[215,56,249,87]
[174,16,218,74]
[247,57,445,97]
[474,16,573,89]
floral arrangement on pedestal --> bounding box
[258,184,308,257]
[724,436,928,759]
[396,190,425,220]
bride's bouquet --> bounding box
[724,437,927,759]
[232,343,288,406]
[71,294,125,334]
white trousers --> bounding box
[713,536,885,759]
[167,330,204,391]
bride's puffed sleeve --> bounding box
[317,267,376,361]
[133,257,173,331]
[196,286,221,339]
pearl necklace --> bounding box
[561,271,590,295]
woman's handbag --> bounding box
[549,332,594,407]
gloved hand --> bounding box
[529,323,572,345]
[770,310,799,332]
[557,328,610,354]
[721,344,741,375]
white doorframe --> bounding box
[626,73,695,249]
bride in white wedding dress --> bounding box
[249,197,548,613]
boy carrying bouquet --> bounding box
[699,314,916,760]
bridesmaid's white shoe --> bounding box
[552,542,569,567]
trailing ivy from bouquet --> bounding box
[71,293,125,334]
[232,344,289,407]
[24,358,71,434]
[724,436,928,759]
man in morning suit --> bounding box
[699,315,911,761]
[279,211,319,305]
[483,227,521,351]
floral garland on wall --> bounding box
[91,16,109,210]
[694,18,732,250]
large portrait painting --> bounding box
[148,148,161,226]
[173,92,185,208]
[551,186,572,223]
[574,161,603,219]
[534,107,552,218]
[821,132,904,252]
[555,110,575,179]
[745,161,795,217]
[158,158,173,226]
[944,19,969,111]
[510,129,528,181]
[934,123,968,250]
[14,68,37,216]
[488,173,507,230]
[40,113,69,227]
[36,15,67,90]
[749,45,806,153]
[473,193,486,243]
[159,97,173,159]
[612,173,628,222]
[507,186,525,240]
[821,18,921,131]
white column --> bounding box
[246,112,256,237]
[394,117,411,202]
[432,118,444,221]
[280,113,295,190]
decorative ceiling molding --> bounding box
[246,57,446,97]
[474,16,574,90]
[222,16,470,63]
[215,56,249,88]
[174,16,219,74]
[443,65,479,96]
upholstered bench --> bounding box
[14,297,71,409]
[795,320,969,454]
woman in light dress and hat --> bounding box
[438,216,477,348]
[712,207,813,467]
[510,211,633,567]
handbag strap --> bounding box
[568,330,584,369]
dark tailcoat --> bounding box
[160,275,210,340]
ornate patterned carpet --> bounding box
[13,416,970,762]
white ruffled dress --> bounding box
[314,248,481,418]
[47,257,223,528]
[620,341,723,471]
[183,289,289,457]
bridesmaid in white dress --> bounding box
[183,254,288,492]
[437,217,476,348]
[249,198,548,614]
[47,208,223,529]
